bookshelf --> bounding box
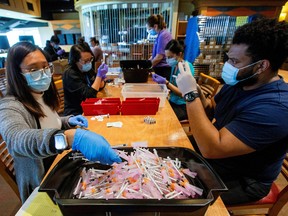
[177,16,246,79]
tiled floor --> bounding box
[0,70,288,216]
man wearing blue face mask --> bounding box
[146,14,172,81]
[152,40,195,120]
[44,35,65,61]
[175,18,288,205]
[63,43,107,115]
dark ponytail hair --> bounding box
[165,39,184,55]
[147,14,166,30]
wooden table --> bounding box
[16,83,229,216]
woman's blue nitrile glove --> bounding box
[102,74,107,81]
[152,73,166,84]
[97,63,108,78]
[68,115,88,128]
[57,49,65,56]
[72,128,122,164]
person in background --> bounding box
[175,18,288,205]
[146,14,172,81]
[152,39,195,121]
[77,36,86,45]
[63,42,107,116]
[0,42,121,203]
[44,35,65,61]
[90,37,103,63]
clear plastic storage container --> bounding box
[121,83,168,107]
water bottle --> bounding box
[118,67,123,80]
[118,67,125,85]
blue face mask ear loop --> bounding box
[237,60,262,83]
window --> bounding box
[27,2,34,11]
[19,35,35,44]
[80,2,172,44]
[0,0,9,6]
[0,36,10,49]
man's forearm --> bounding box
[197,85,215,120]
[186,98,219,157]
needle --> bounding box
[112,144,127,149]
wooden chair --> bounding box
[54,80,64,115]
[52,59,68,82]
[0,68,7,98]
[52,74,62,81]
[227,154,288,216]
[198,72,221,99]
[180,73,221,135]
[0,134,20,199]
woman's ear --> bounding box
[154,24,159,31]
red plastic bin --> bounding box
[121,98,160,115]
[81,98,121,116]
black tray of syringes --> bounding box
[39,147,227,216]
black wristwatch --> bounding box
[184,91,199,102]
[54,132,68,152]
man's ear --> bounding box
[258,60,270,73]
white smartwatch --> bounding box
[54,133,68,152]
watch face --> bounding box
[55,134,67,150]
[184,92,199,102]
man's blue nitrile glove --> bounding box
[57,49,65,56]
[68,115,88,128]
[152,73,166,84]
[72,129,122,164]
[97,63,108,78]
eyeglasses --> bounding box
[21,64,54,81]
[79,56,94,65]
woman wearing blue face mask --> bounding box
[44,35,65,61]
[152,39,195,120]
[146,14,173,81]
[63,42,107,116]
[0,42,121,203]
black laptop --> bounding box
[120,60,152,83]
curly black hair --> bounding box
[233,18,288,71]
